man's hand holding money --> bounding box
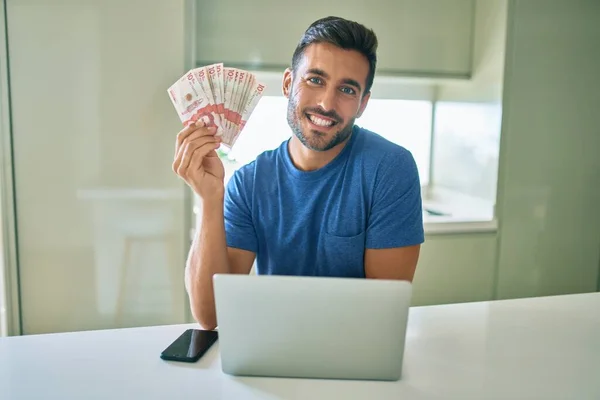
[172,119,225,201]
[167,63,266,149]
[168,63,266,199]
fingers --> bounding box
[188,143,221,172]
[178,134,218,171]
[173,124,219,173]
[176,136,221,177]
[175,119,216,154]
[175,119,203,152]
[177,130,220,169]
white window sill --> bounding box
[422,186,497,234]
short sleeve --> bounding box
[224,165,258,253]
[365,150,425,249]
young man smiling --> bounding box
[173,17,424,329]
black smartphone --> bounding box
[160,328,218,363]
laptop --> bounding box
[212,274,412,381]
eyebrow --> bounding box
[306,68,362,93]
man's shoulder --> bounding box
[254,142,285,167]
[354,126,418,172]
[227,141,285,188]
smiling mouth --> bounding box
[306,113,338,128]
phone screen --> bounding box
[160,329,218,362]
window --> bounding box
[410,101,503,222]
[432,102,502,203]
[224,96,290,169]
[358,99,432,186]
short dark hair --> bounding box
[291,16,378,95]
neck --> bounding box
[288,134,350,172]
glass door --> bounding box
[5,0,191,334]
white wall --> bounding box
[495,0,600,299]
[6,0,190,334]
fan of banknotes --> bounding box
[168,63,266,148]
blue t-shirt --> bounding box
[224,125,424,278]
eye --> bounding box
[340,86,356,95]
[307,77,323,85]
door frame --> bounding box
[0,0,21,336]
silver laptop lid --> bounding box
[213,274,412,381]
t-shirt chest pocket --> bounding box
[316,200,368,277]
[318,230,366,278]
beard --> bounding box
[286,95,355,152]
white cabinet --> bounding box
[195,0,475,78]
[412,232,497,306]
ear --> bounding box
[356,91,371,118]
[282,68,293,98]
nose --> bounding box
[317,86,337,112]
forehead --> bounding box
[297,42,369,87]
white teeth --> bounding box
[309,115,334,127]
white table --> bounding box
[1,293,599,399]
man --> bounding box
[172,16,424,329]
